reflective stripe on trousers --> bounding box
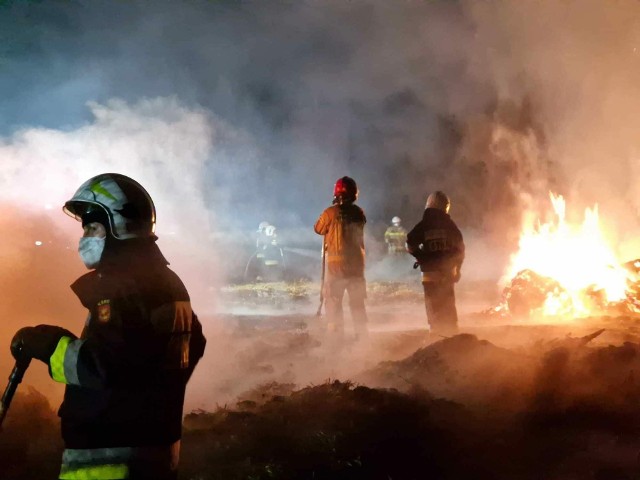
[59,442,180,480]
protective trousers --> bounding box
[324,275,368,339]
[59,442,179,480]
[422,280,458,336]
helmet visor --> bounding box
[63,201,104,221]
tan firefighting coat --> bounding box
[314,203,366,277]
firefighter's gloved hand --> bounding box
[11,325,77,363]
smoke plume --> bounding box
[0,0,639,407]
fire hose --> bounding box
[316,238,326,317]
[0,357,31,429]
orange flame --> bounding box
[503,192,629,318]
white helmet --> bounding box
[426,191,451,213]
[391,216,401,227]
[258,221,270,233]
[63,173,156,239]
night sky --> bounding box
[1,0,639,275]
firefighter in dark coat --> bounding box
[314,176,368,340]
[406,191,465,336]
[10,173,206,480]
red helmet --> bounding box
[333,176,358,203]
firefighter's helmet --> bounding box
[258,221,270,232]
[333,176,358,203]
[426,191,450,213]
[391,216,401,226]
[63,173,156,239]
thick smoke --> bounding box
[468,0,640,260]
[0,97,219,296]
[0,98,228,403]
[1,1,501,232]
[2,1,639,239]
[0,0,639,408]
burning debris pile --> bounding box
[492,269,566,320]
[485,193,640,321]
[488,265,640,321]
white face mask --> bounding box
[78,237,106,269]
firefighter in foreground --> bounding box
[314,176,368,341]
[407,191,464,336]
[384,216,407,255]
[10,173,206,480]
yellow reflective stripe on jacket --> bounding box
[59,463,129,479]
[50,336,73,383]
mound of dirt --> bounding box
[180,336,640,479]
[361,334,535,411]
[9,333,640,479]
[0,387,61,480]
[181,381,498,480]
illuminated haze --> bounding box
[1,0,640,405]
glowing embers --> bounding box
[499,193,637,321]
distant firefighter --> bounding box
[314,176,368,341]
[384,216,407,254]
[246,222,286,282]
[256,221,270,249]
[407,191,465,336]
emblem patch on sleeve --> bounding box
[97,299,111,323]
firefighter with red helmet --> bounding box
[10,173,206,479]
[314,176,368,340]
[406,191,464,336]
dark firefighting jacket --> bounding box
[406,208,465,281]
[314,202,366,277]
[48,240,206,478]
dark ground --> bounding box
[4,281,640,479]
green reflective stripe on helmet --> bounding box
[89,181,118,202]
[50,336,73,384]
[65,173,156,240]
[59,463,129,479]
